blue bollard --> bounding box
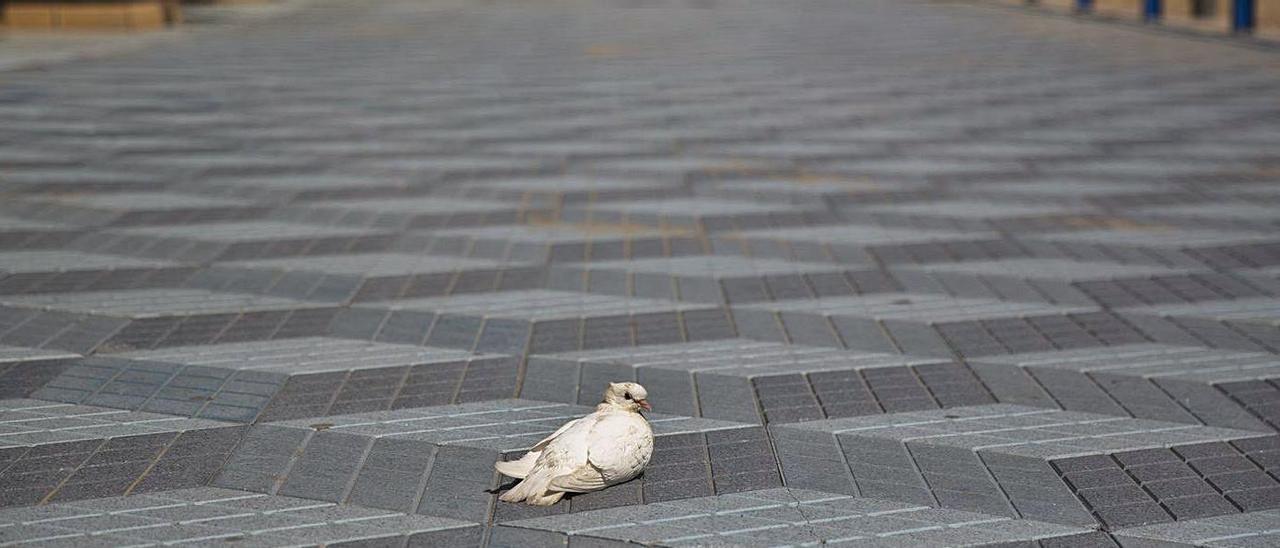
[1144,0,1161,21]
[1233,0,1255,32]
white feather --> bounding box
[495,383,654,506]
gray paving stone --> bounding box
[526,339,984,424]
[971,344,1280,431]
[733,293,1101,358]
[30,337,516,422]
[213,399,774,523]
[0,288,335,319]
[772,404,1279,529]
[550,256,872,303]
[0,487,478,547]
[0,399,245,507]
[1113,510,1280,547]
[497,487,1093,547]
[2,0,1280,543]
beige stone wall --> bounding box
[1092,0,1142,18]
[2,1,179,30]
[1259,0,1280,39]
[1162,0,1232,32]
[1034,0,1081,13]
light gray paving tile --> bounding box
[0,289,334,319]
[0,251,181,274]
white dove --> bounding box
[495,382,654,506]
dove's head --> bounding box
[603,382,651,413]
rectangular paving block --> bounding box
[561,198,832,231]
[732,293,1118,358]
[0,250,196,297]
[1113,510,1280,547]
[771,404,1280,529]
[0,346,79,400]
[0,487,481,547]
[0,308,128,355]
[0,399,245,507]
[339,289,733,354]
[394,223,704,263]
[550,256,882,304]
[356,155,554,179]
[969,179,1174,202]
[172,173,418,203]
[1119,298,1280,354]
[1023,228,1280,270]
[891,258,1197,306]
[214,252,542,302]
[696,178,931,206]
[571,157,780,179]
[971,343,1280,432]
[10,192,268,227]
[281,197,549,231]
[212,399,778,524]
[0,288,336,320]
[525,339,989,424]
[842,200,1094,231]
[494,487,1101,547]
[68,221,398,262]
[31,337,518,423]
[711,224,1014,264]
[0,251,181,276]
[439,176,684,202]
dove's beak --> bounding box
[638,400,652,411]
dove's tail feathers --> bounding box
[498,472,554,505]
[494,452,539,479]
[531,491,565,506]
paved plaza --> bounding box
[2,0,1280,546]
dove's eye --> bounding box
[624,392,633,400]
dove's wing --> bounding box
[532,416,585,452]
[496,415,588,479]
[549,413,652,492]
[499,412,599,505]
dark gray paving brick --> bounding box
[0,399,245,507]
[0,487,479,547]
[526,339,986,424]
[213,399,773,524]
[771,404,1279,530]
[30,337,516,423]
[496,487,1095,547]
[971,343,1280,432]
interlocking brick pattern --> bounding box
[0,400,244,507]
[970,344,1280,431]
[0,487,480,546]
[550,256,894,304]
[0,347,79,399]
[1,0,1280,543]
[334,289,734,355]
[1114,510,1280,547]
[212,400,779,524]
[525,339,990,423]
[771,405,1279,528]
[494,488,1103,547]
[30,337,517,423]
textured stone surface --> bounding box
[771,404,1279,529]
[212,400,779,524]
[0,487,480,547]
[31,337,517,422]
[496,487,1102,547]
[971,343,1280,431]
[1,0,1280,543]
[525,339,987,423]
[0,400,244,507]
